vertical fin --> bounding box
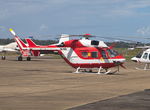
[58,34,69,44]
[26,39,37,47]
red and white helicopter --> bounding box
[9,28,126,74]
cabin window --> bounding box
[101,50,107,58]
[82,52,88,58]
[149,54,150,60]
[91,52,98,58]
[143,53,148,59]
[136,51,143,58]
[107,49,118,57]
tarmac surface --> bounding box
[69,89,150,110]
[0,56,150,110]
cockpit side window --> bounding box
[136,51,143,58]
[101,50,107,58]
[143,53,148,59]
[107,49,118,57]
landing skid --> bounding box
[1,56,6,60]
[74,66,119,75]
[17,56,31,61]
[135,63,150,70]
[1,51,6,60]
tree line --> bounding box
[0,38,57,45]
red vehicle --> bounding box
[10,28,125,74]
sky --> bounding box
[0,0,150,42]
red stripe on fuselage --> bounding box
[62,56,119,69]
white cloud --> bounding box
[137,26,150,36]
[40,24,48,31]
[102,0,150,17]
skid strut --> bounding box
[136,63,150,70]
[74,66,118,74]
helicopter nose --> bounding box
[131,57,138,62]
[116,58,126,63]
[113,58,126,64]
[121,58,126,62]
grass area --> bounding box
[46,54,62,59]
[0,52,20,56]
[115,48,142,61]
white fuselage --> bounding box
[61,47,125,64]
[0,42,18,52]
[131,49,150,63]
